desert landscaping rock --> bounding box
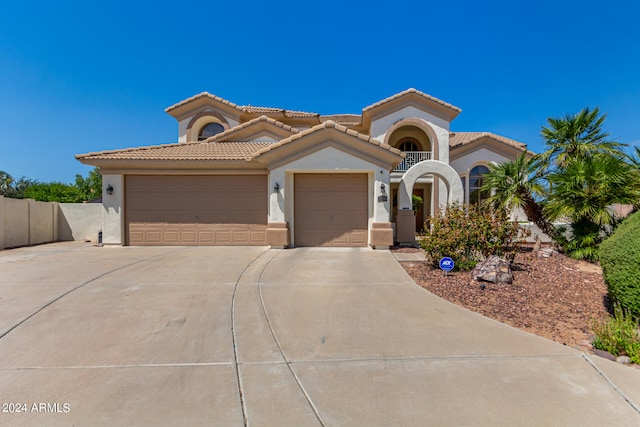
[472,255,513,284]
[538,247,559,258]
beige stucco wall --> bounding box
[0,196,103,250]
[2,197,57,248]
[269,146,391,247]
[3,197,30,248]
[29,200,58,245]
[450,148,511,176]
[0,196,4,250]
[371,109,451,165]
[101,174,125,245]
[177,111,240,142]
[59,203,102,241]
[370,106,451,138]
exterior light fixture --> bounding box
[378,182,388,203]
[106,185,114,195]
[274,182,280,193]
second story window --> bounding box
[397,139,420,152]
[198,122,225,141]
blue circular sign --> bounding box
[439,257,455,272]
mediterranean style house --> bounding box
[76,88,529,248]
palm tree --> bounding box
[482,153,556,239]
[631,146,640,170]
[538,107,625,170]
[544,153,640,261]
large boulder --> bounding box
[472,255,513,284]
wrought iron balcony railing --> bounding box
[393,151,432,172]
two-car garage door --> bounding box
[125,175,268,245]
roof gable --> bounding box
[165,92,245,120]
[449,132,529,151]
[449,132,533,159]
[205,115,299,143]
[362,88,461,124]
[252,121,404,169]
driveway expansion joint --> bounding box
[582,354,640,414]
[254,250,327,427]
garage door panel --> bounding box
[126,175,267,245]
[294,174,368,247]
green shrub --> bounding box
[591,304,640,364]
[412,194,423,211]
[599,211,640,318]
[419,203,528,271]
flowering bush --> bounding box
[419,203,528,271]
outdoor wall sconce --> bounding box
[273,182,280,193]
[378,183,388,203]
[106,185,114,195]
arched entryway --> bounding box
[396,160,464,244]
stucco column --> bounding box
[267,171,289,248]
[396,209,416,245]
[370,171,393,249]
[102,174,124,246]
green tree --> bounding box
[75,167,102,201]
[0,171,13,195]
[481,153,555,239]
[0,171,33,199]
[630,146,640,171]
[24,182,86,203]
[538,107,625,170]
[544,153,640,261]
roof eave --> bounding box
[76,157,266,170]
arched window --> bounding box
[469,165,490,206]
[198,122,225,141]
[397,139,420,152]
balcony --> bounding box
[393,151,432,172]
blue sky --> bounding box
[1,0,639,183]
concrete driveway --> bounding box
[0,242,639,426]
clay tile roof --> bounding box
[252,120,403,157]
[363,88,461,113]
[76,141,271,161]
[241,105,319,118]
[449,132,527,151]
[165,92,243,113]
[284,110,319,118]
[319,114,362,125]
[203,115,299,142]
[241,106,282,113]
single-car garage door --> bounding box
[126,175,268,245]
[294,173,368,247]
